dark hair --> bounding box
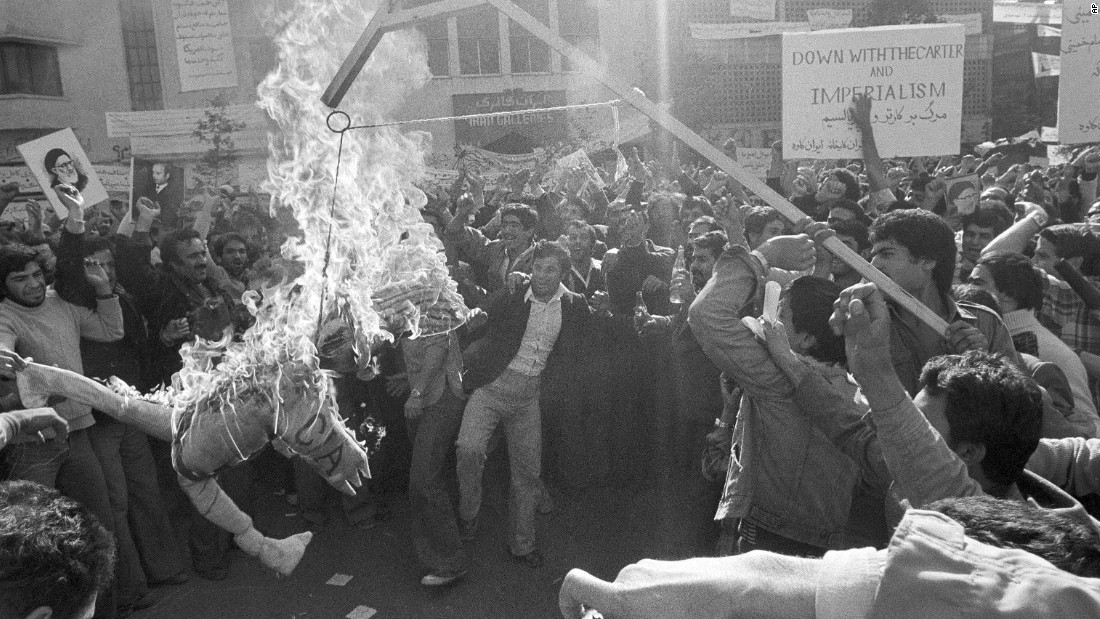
[0,480,116,619]
[961,202,1014,236]
[500,203,539,231]
[531,240,571,273]
[210,232,250,261]
[1039,224,1100,276]
[826,199,871,227]
[952,284,1002,316]
[829,168,862,201]
[690,230,728,258]
[680,195,714,218]
[688,215,723,234]
[871,209,957,296]
[926,495,1100,577]
[919,351,1042,492]
[787,276,846,366]
[43,148,88,191]
[566,220,597,249]
[975,251,1044,311]
[830,219,870,251]
[744,206,785,236]
[159,228,204,267]
[909,174,932,193]
[0,244,42,293]
[883,199,923,212]
[55,237,115,310]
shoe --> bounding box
[458,517,478,542]
[510,549,544,569]
[150,571,190,586]
[420,568,468,587]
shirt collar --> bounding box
[524,282,567,304]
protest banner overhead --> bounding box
[781,24,966,159]
[1057,0,1100,144]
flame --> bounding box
[145,0,468,464]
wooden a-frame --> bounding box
[322,0,949,334]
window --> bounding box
[509,0,550,73]
[419,18,449,77]
[510,35,550,73]
[557,0,600,72]
[119,0,164,110]
[0,43,62,96]
[458,7,500,75]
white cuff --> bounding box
[816,547,884,619]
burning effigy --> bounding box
[16,0,467,576]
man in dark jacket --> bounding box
[455,240,591,569]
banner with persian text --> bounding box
[781,24,965,159]
[171,0,238,92]
[1057,0,1100,144]
[452,90,567,150]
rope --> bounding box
[329,99,623,134]
[314,98,623,342]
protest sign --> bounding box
[95,163,131,193]
[1048,145,1075,166]
[1032,52,1061,77]
[171,0,238,91]
[1057,0,1100,144]
[690,22,809,40]
[1041,126,1059,142]
[940,13,984,35]
[16,129,109,220]
[729,0,775,21]
[807,9,852,30]
[732,147,773,179]
[781,24,965,159]
[1038,25,1062,37]
[945,174,980,216]
[993,1,1062,25]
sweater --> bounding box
[0,291,123,431]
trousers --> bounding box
[456,368,542,556]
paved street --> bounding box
[133,454,714,619]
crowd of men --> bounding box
[5,92,1100,617]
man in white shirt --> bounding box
[456,241,591,569]
[970,250,1100,436]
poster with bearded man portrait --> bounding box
[16,128,109,220]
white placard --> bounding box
[993,1,1062,25]
[16,129,110,219]
[941,13,984,35]
[171,0,238,92]
[690,22,810,40]
[95,163,131,193]
[781,24,966,159]
[733,147,773,179]
[1033,51,1061,77]
[730,0,776,21]
[1058,0,1100,144]
[1041,126,1059,142]
[1038,25,1062,37]
[806,9,853,30]
[1048,144,1075,165]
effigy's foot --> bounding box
[17,362,173,441]
[179,475,312,575]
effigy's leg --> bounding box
[178,474,312,575]
[17,362,172,441]
[270,371,371,496]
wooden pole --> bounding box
[322,0,489,108]
[485,0,948,335]
[322,0,949,335]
